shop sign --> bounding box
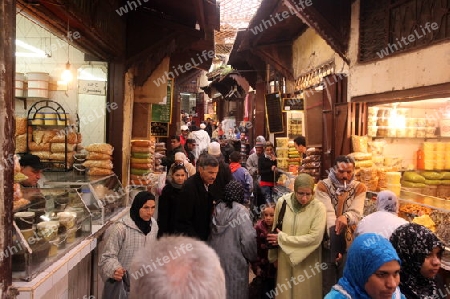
[283,98,304,111]
[78,80,106,95]
[151,79,172,123]
[150,121,169,137]
[265,93,284,134]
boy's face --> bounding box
[171,138,181,149]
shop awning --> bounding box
[201,71,250,101]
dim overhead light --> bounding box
[61,62,73,82]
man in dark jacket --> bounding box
[175,154,219,241]
[207,142,233,203]
[184,138,197,166]
[161,135,185,172]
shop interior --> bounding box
[368,97,450,170]
[15,14,108,147]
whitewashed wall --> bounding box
[348,0,450,98]
[15,14,108,146]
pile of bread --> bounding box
[13,155,30,210]
[29,129,80,169]
[130,140,155,184]
[82,143,114,176]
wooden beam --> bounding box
[282,0,350,63]
[352,82,450,104]
[252,45,294,80]
[0,0,17,297]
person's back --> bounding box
[355,190,408,239]
[229,151,253,203]
[209,181,257,299]
[129,236,226,299]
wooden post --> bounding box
[0,0,18,298]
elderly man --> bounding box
[175,154,219,241]
[207,142,233,203]
[246,141,264,177]
[130,236,226,299]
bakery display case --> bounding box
[86,174,127,227]
[44,173,128,229]
[12,187,92,281]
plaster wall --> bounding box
[15,14,107,146]
[348,0,450,99]
[292,28,348,79]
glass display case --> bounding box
[44,173,128,230]
[86,174,127,228]
[364,188,450,244]
[12,187,92,281]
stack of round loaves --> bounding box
[83,143,114,176]
[130,140,155,185]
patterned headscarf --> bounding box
[390,223,444,298]
[223,180,244,208]
[333,233,401,299]
[376,190,399,213]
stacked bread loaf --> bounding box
[83,143,114,176]
[28,128,79,169]
[15,117,28,154]
[130,140,155,184]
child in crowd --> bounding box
[251,203,277,299]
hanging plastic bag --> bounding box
[102,271,130,299]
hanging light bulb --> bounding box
[61,61,73,82]
[61,18,73,83]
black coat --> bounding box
[209,160,233,202]
[258,156,277,183]
[174,173,214,241]
[157,183,182,238]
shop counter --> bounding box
[13,208,128,299]
[12,171,130,297]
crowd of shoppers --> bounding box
[97,127,447,299]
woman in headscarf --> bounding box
[266,173,326,299]
[209,180,257,299]
[157,163,188,237]
[390,223,444,299]
[99,191,158,285]
[355,190,408,239]
[325,233,404,299]
[167,152,196,178]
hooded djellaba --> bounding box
[99,191,158,283]
[267,173,326,299]
[209,180,257,299]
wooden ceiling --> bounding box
[229,0,352,83]
[17,0,220,86]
